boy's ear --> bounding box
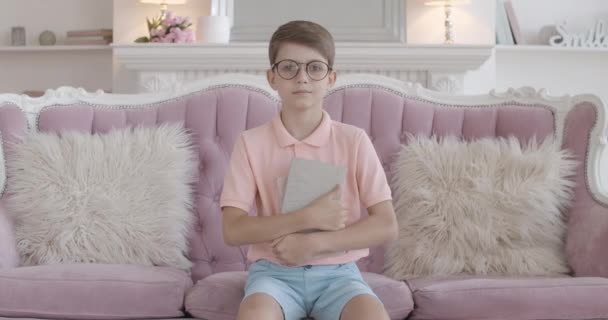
[267,69,278,90]
[327,69,337,88]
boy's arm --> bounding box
[270,200,397,266]
[223,185,347,246]
[310,200,398,256]
[222,206,313,246]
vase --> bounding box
[197,16,231,43]
[11,26,26,46]
[39,30,57,46]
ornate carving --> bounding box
[428,73,463,93]
[139,73,184,93]
[430,76,460,93]
[490,87,570,102]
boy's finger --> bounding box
[271,236,284,247]
[332,184,342,199]
[333,184,340,192]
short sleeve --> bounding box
[356,130,392,208]
[220,133,257,213]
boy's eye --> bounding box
[308,62,327,73]
[281,64,297,72]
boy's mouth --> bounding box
[292,90,312,95]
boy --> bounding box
[220,20,398,320]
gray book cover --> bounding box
[281,157,346,214]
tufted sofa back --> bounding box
[0,77,604,281]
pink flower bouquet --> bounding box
[135,11,195,43]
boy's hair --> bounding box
[268,20,335,68]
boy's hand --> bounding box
[303,185,348,231]
[271,233,319,266]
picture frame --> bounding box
[226,0,406,42]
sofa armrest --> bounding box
[0,203,19,268]
[567,201,608,277]
[563,100,608,278]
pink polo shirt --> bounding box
[220,109,392,266]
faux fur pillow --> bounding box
[4,124,197,270]
[384,136,577,279]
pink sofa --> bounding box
[0,74,607,320]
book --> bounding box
[495,0,514,45]
[64,38,111,45]
[281,157,346,214]
[504,0,524,45]
[67,35,113,41]
[66,29,113,38]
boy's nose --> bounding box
[295,67,309,83]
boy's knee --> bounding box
[340,295,388,320]
[238,293,284,320]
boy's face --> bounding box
[267,42,336,112]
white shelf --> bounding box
[0,45,112,52]
[496,44,608,53]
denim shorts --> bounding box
[243,259,379,320]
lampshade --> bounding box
[140,0,187,17]
[425,0,470,6]
[140,0,187,4]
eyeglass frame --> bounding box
[271,59,333,81]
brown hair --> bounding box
[268,20,335,67]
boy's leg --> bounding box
[309,263,389,320]
[237,293,283,320]
[339,294,389,320]
[241,260,307,320]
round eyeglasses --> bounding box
[271,59,332,81]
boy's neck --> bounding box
[280,106,323,141]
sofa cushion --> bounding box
[184,271,413,320]
[4,124,197,270]
[0,202,17,269]
[385,136,577,279]
[407,275,608,320]
[0,263,192,319]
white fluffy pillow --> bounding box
[384,135,577,279]
[4,124,197,270]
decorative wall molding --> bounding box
[230,0,405,42]
[112,43,493,94]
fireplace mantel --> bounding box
[112,42,493,94]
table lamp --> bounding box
[425,0,470,44]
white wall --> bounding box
[510,0,608,45]
[113,0,210,44]
[0,0,113,93]
[496,47,607,107]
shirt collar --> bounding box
[272,109,332,148]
